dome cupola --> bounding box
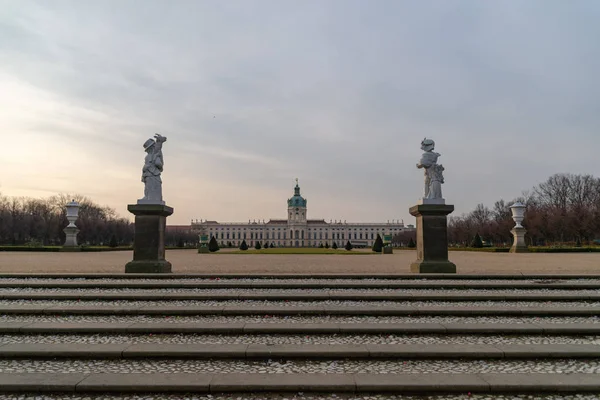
[287,179,307,207]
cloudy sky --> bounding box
[1,0,599,225]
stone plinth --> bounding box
[125,204,173,273]
[62,227,80,252]
[409,204,456,273]
[510,226,529,253]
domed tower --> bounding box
[287,179,307,247]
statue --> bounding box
[139,134,167,204]
[416,138,445,203]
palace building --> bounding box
[191,181,414,248]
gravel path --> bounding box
[2,299,599,307]
[1,394,599,400]
[1,359,600,374]
[2,314,598,325]
[1,333,598,346]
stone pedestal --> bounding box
[510,226,529,253]
[125,204,173,273]
[409,204,456,273]
[62,226,80,252]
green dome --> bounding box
[287,182,307,207]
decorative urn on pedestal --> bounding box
[62,200,80,250]
[509,202,528,253]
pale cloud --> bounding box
[1,0,599,224]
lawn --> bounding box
[226,247,375,255]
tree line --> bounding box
[0,193,134,246]
[448,173,600,247]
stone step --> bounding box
[1,304,599,316]
[2,290,599,301]
[2,321,600,334]
[1,343,599,359]
[2,273,599,279]
[1,372,600,394]
[1,281,599,289]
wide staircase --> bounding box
[1,273,600,399]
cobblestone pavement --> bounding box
[2,314,599,325]
[3,313,599,324]
[0,358,599,374]
[0,333,598,345]
[1,299,599,308]
[3,288,600,294]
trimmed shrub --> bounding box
[408,237,416,248]
[177,237,184,248]
[471,233,483,248]
[109,234,118,248]
[325,242,330,249]
[319,243,324,248]
[345,240,353,251]
[269,242,275,248]
[372,234,384,253]
[208,236,220,252]
[255,241,262,250]
[239,240,248,251]
[332,242,338,249]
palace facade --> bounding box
[191,182,414,248]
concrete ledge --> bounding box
[1,273,600,279]
[479,373,600,392]
[77,373,211,392]
[209,373,356,393]
[2,281,600,289]
[0,373,88,392]
[245,344,370,359]
[1,372,600,393]
[3,321,600,335]
[355,373,488,393]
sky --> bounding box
[1,0,599,225]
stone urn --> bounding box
[510,202,526,228]
[509,202,528,253]
[63,200,80,249]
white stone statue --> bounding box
[416,138,445,204]
[138,134,167,205]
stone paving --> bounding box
[1,333,598,345]
[2,274,600,396]
[1,358,600,374]
[1,314,599,325]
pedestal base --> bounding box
[125,204,173,273]
[198,246,209,253]
[125,260,172,273]
[410,261,456,273]
[63,227,79,248]
[409,204,456,274]
[510,227,529,253]
[382,247,393,254]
